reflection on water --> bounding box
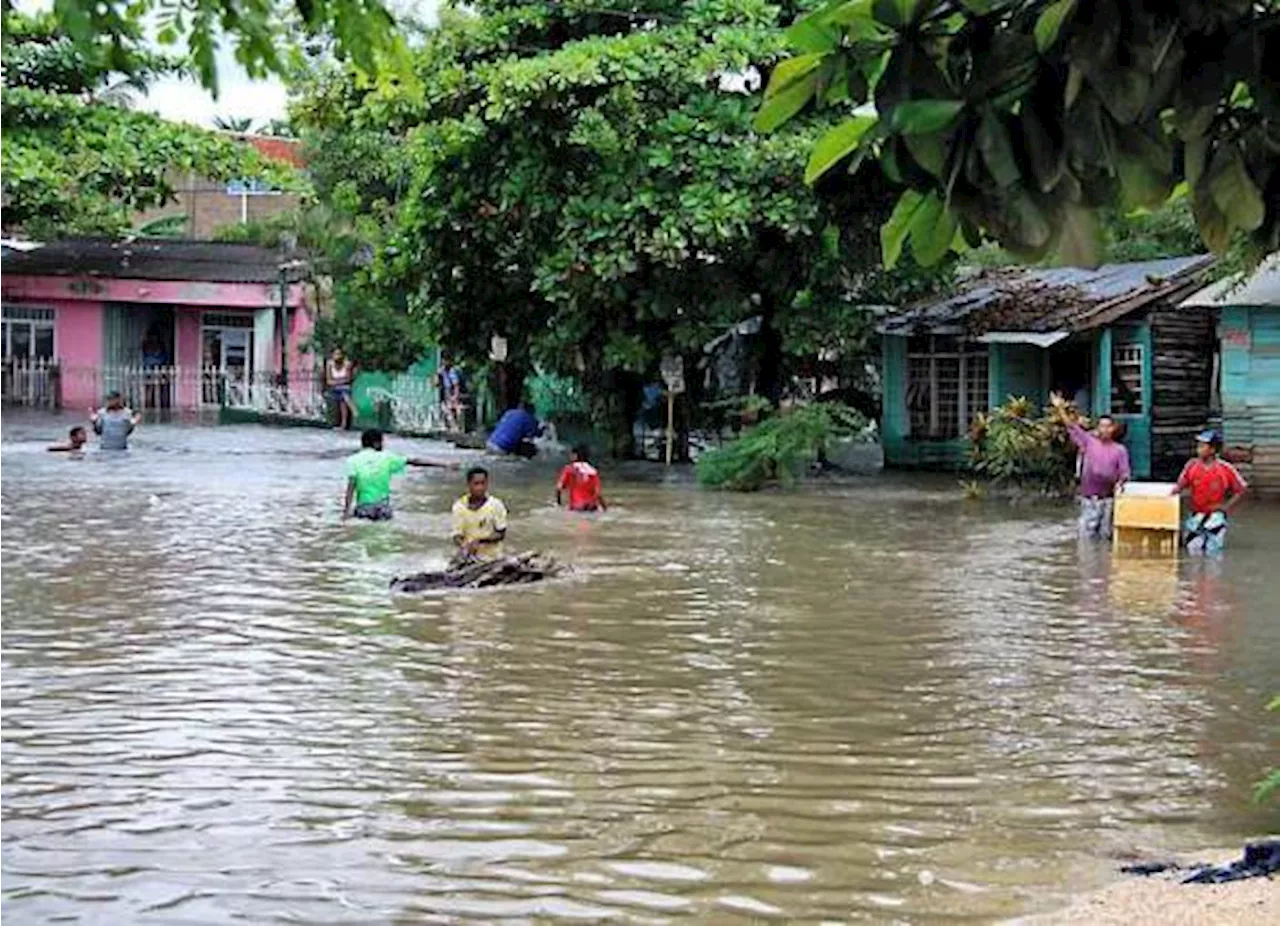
[3,412,1278,923]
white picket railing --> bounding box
[1,357,58,407]
[3,358,446,434]
[366,380,446,434]
[223,372,329,420]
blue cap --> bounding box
[1195,428,1220,444]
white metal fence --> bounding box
[2,357,58,406]
[3,358,446,434]
[365,378,446,434]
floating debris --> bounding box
[1119,840,1280,884]
[390,551,563,593]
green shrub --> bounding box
[696,403,868,492]
[968,396,1077,495]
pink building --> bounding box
[2,239,314,410]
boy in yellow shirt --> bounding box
[451,466,508,561]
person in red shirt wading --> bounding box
[556,444,607,512]
[1172,429,1247,555]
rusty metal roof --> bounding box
[881,254,1214,336]
[1,238,303,284]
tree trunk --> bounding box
[490,361,527,419]
[756,292,785,406]
[594,370,642,459]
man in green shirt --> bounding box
[343,429,457,521]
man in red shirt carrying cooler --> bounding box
[556,444,607,512]
[1172,429,1248,555]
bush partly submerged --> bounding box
[968,395,1077,496]
[697,403,868,491]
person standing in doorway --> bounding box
[556,444,607,512]
[1172,429,1248,555]
[141,329,172,410]
[1052,393,1130,540]
[451,466,508,561]
[326,348,357,430]
[342,428,458,521]
[90,391,142,451]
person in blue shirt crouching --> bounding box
[486,401,543,459]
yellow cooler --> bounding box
[1113,482,1181,557]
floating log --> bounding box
[390,550,564,593]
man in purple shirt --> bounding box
[1063,410,1131,540]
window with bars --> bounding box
[905,336,989,439]
[1110,343,1144,414]
[2,304,56,360]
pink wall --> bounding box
[4,273,315,410]
[289,305,315,389]
[174,309,204,407]
[2,275,306,309]
[51,299,105,409]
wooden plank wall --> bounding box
[1150,301,1214,479]
[1221,306,1280,495]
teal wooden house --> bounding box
[1182,255,1280,496]
[879,255,1215,479]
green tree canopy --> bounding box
[293,0,947,447]
[759,0,1280,268]
[2,11,287,238]
[2,0,401,93]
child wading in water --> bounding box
[1172,428,1248,555]
[342,428,456,521]
[556,444,607,512]
[48,426,88,453]
[452,466,508,562]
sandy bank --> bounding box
[1014,848,1278,925]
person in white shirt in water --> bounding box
[90,392,142,450]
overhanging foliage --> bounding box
[758,0,1280,268]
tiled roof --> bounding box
[236,134,306,168]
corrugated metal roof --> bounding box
[1,238,302,284]
[1181,253,1280,307]
[881,254,1213,336]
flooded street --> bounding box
[3,413,1278,923]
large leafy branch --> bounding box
[2,12,292,239]
[758,0,1280,268]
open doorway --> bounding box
[103,304,176,409]
[1049,336,1094,414]
[200,312,255,405]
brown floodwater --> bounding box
[3,412,1278,923]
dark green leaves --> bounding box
[880,188,960,267]
[765,0,1280,268]
[806,114,877,183]
[755,55,824,133]
[1035,0,1077,54]
[33,0,400,93]
[890,99,964,134]
[872,0,925,29]
[881,189,924,267]
[1208,145,1265,233]
[908,191,957,265]
[977,109,1020,189]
